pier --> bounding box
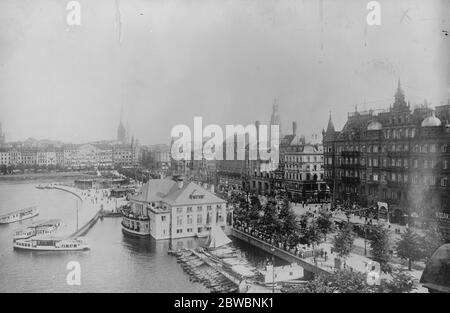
[43,183,127,239]
[230,227,332,280]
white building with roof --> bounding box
[122,177,227,240]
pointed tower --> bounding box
[393,78,407,111]
[323,112,335,142]
[269,97,282,140]
[326,112,335,134]
[117,105,127,143]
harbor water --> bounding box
[0,179,284,292]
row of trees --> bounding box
[231,192,336,249]
[332,221,445,273]
[287,268,417,293]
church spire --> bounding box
[117,105,127,143]
[326,111,335,133]
[393,78,407,111]
[269,97,282,138]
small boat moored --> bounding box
[0,206,39,224]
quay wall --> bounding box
[69,212,101,238]
[230,228,331,279]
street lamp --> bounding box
[364,222,367,256]
[271,236,275,293]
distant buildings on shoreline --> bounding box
[0,142,140,169]
[0,109,140,170]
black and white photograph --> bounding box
[0,0,449,298]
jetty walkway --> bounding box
[42,183,127,238]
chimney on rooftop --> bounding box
[292,121,297,136]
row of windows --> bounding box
[176,227,202,234]
[175,205,221,214]
[326,170,448,187]
[326,143,449,154]
[283,155,323,163]
[285,172,323,181]
[284,164,324,171]
[328,157,449,169]
[176,213,224,226]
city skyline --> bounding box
[0,0,449,145]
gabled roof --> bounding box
[131,178,226,206]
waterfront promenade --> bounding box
[290,203,427,292]
[43,183,127,238]
[231,219,427,292]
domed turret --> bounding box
[421,111,442,127]
[420,244,450,293]
[367,120,382,131]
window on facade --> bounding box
[187,207,193,213]
[444,160,448,170]
[430,144,436,153]
[197,214,202,224]
[177,215,183,226]
[176,208,182,214]
[442,178,448,187]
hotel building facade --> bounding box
[323,81,450,226]
[122,177,228,240]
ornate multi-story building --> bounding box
[249,121,326,200]
[323,81,450,225]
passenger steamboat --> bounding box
[0,206,39,224]
[13,236,89,251]
[13,219,63,241]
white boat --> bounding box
[13,236,89,251]
[13,219,63,241]
[204,225,232,250]
[0,206,39,224]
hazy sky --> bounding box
[0,0,449,145]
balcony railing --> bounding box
[121,207,149,221]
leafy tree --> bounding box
[288,269,374,293]
[287,268,417,293]
[419,223,445,260]
[260,199,280,237]
[369,224,392,273]
[396,228,423,271]
[317,211,334,241]
[378,268,418,293]
[278,200,298,234]
[303,219,322,248]
[332,222,355,260]
[298,214,309,231]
